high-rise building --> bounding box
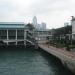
[41,22,46,30]
[32,16,46,31]
[33,16,37,28]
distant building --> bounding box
[41,22,46,30]
[64,22,69,27]
[33,16,37,28]
[71,16,75,40]
[36,24,40,30]
[34,29,51,44]
[32,16,46,31]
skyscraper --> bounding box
[33,16,37,28]
[32,16,46,30]
[41,22,46,30]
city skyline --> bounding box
[0,0,74,29]
[32,16,46,30]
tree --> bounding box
[46,36,50,47]
[26,23,35,31]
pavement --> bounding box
[39,44,75,60]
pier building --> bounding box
[34,30,52,44]
[0,22,51,47]
[0,22,26,46]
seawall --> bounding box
[39,44,75,74]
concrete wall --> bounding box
[61,59,75,74]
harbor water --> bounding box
[0,46,74,75]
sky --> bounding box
[0,0,75,29]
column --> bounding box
[16,29,17,45]
[24,30,26,47]
[0,30,1,40]
[60,35,61,40]
[69,34,71,40]
[38,31,40,44]
[7,30,8,45]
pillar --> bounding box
[24,30,26,47]
[38,31,40,44]
[7,30,8,45]
[16,29,17,45]
[60,35,61,40]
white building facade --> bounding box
[71,16,75,40]
[33,16,37,28]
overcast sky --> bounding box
[0,0,75,29]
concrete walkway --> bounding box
[39,44,75,60]
[39,44,75,74]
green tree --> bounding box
[26,23,35,31]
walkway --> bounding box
[39,44,75,61]
[39,44,75,74]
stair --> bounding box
[26,30,38,48]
